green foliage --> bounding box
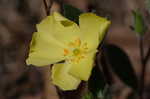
[132,10,147,36]
[82,92,94,99]
[97,85,112,99]
[83,85,112,99]
[63,4,83,24]
[88,66,106,97]
[102,44,138,91]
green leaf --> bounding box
[88,66,106,97]
[63,4,83,24]
[102,44,138,90]
[97,85,112,99]
[82,92,94,99]
[132,10,147,36]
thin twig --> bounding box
[49,0,54,12]
[144,47,150,65]
[0,46,7,73]
[139,36,146,99]
[43,0,49,15]
[43,0,53,16]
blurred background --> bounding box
[0,0,149,99]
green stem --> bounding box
[139,36,146,99]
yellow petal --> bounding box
[51,12,82,45]
[53,12,67,21]
[79,13,111,51]
[36,12,67,34]
[52,19,81,46]
[26,32,66,66]
[52,63,81,90]
[68,51,97,81]
[37,12,81,46]
[36,16,53,34]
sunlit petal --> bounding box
[68,51,97,81]
[52,63,81,90]
[26,32,66,66]
[79,13,111,51]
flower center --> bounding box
[73,48,80,56]
[63,38,88,63]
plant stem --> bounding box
[43,0,49,15]
[43,0,53,16]
[144,47,150,65]
[139,36,146,99]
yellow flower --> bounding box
[26,12,111,90]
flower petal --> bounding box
[68,51,97,81]
[52,63,81,90]
[53,12,67,21]
[52,20,81,46]
[26,32,66,66]
[36,16,53,34]
[79,13,111,51]
[37,12,81,46]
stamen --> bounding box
[65,38,88,63]
[75,38,81,46]
[64,49,69,56]
[83,43,88,50]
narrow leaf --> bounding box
[63,4,83,24]
[102,44,138,90]
[132,10,147,36]
[88,66,106,97]
[82,92,94,99]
